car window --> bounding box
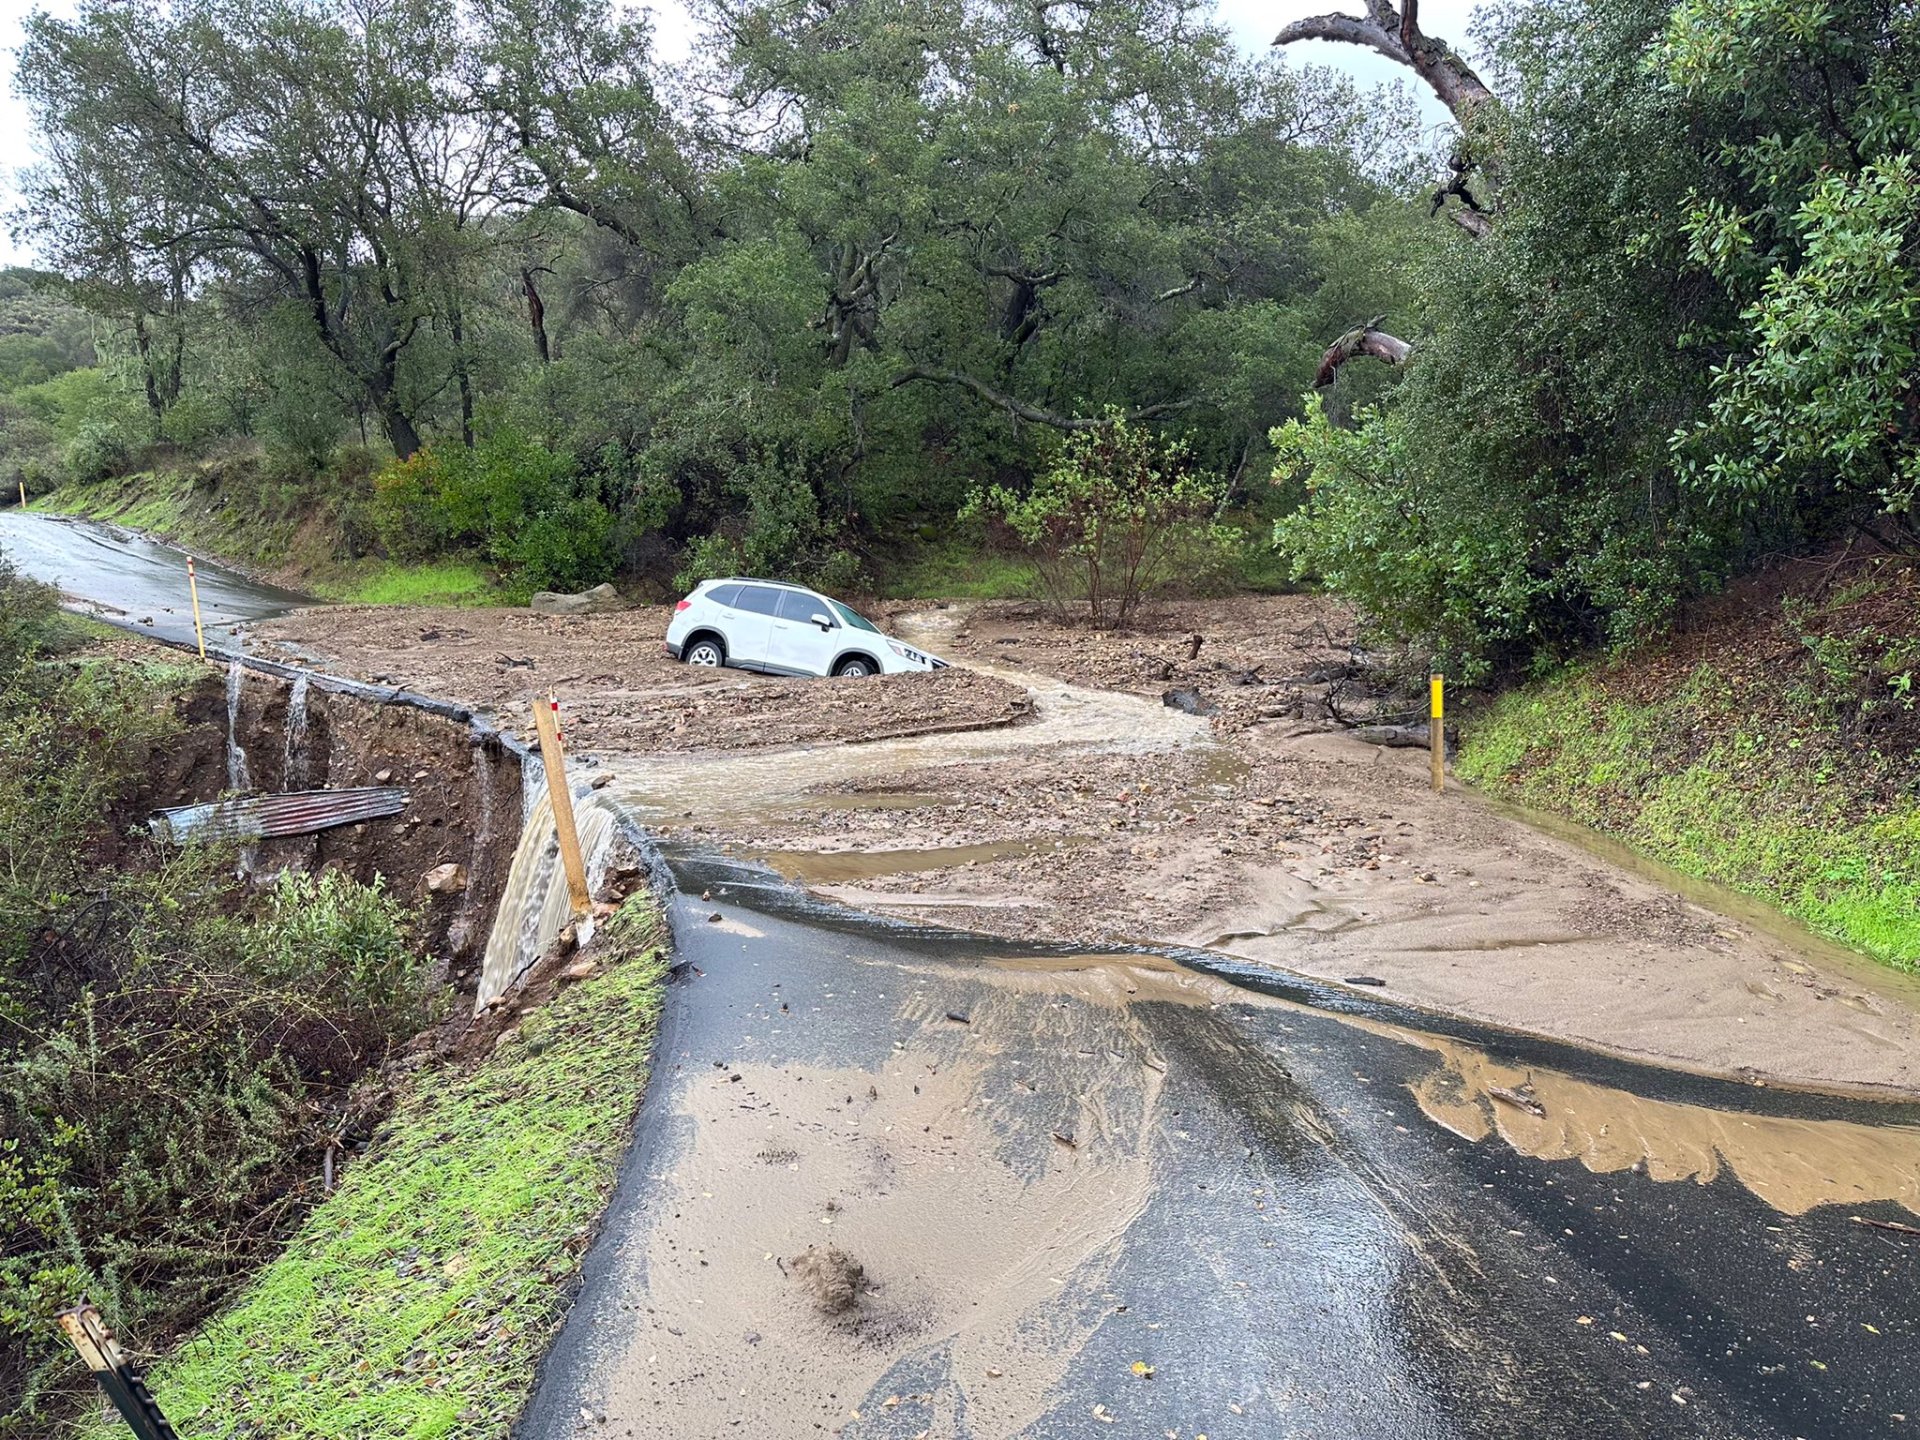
[706,583,741,608]
[776,589,828,623]
[829,599,882,634]
[732,585,784,617]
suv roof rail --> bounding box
[714,575,809,590]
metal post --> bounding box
[1430,672,1445,792]
[57,1302,180,1440]
[531,694,591,917]
[185,558,207,659]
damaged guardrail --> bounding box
[148,785,408,844]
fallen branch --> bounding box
[1314,317,1413,388]
[890,366,1195,430]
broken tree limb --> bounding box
[1313,318,1413,388]
[1274,0,1493,119]
[889,366,1195,430]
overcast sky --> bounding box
[0,0,1473,268]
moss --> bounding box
[81,903,669,1439]
[1461,676,1920,971]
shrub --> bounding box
[964,413,1235,627]
[500,497,618,598]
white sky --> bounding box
[0,0,1472,267]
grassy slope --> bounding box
[82,903,669,1440]
[1458,558,1920,971]
[36,468,501,606]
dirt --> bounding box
[119,659,529,989]
[789,1244,866,1314]
[254,592,1920,1095]
[251,604,1033,753]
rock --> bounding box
[423,862,468,896]
[563,959,597,981]
[1161,687,1218,717]
[557,923,579,954]
[374,768,394,783]
[590,772,613,789]
[591,900,620,919]
[529,582,622,615]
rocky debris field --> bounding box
[252,604,1033,752]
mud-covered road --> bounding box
[525,854,1920,1440]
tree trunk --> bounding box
[449,302,475,449]
[522,269,551,364]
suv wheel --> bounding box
[835,657,874,678]
[685,637,725,667]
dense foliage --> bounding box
[1275,0,1920,676]
[0,561,437,1430]
[9,0,1418,598]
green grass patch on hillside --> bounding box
[875,536,1039,599]
[1459,670,1920,970]
[82,904,669,1440]
[316,560,501,607]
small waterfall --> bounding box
[225,660,253,795]
[281,673,311,790]
[474,764,621,1013]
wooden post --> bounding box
[1430,672,1445,792]
[531,695,592,917]
[185,558,207,659]
[17,481,25,508]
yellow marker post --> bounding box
[186,557,208,659]
[532,694,592,918]
[1430,672,1445,792]
[17,481,25,508]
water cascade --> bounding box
[224,660,253,794]
[281,673,311,790]
[474,769,622,1012]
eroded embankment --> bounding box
[154,660,528,982]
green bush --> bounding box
[965,413,1236,627]
[502,497,618,597]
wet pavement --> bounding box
[523,851,1920,1440]
[0,509,310,646]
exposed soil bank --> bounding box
[255,593,1920,1094]
[135,653,528,985]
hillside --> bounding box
[1460,550,1920,969]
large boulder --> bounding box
[529,582,622,615]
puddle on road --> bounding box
[1397,1027,1920,1216]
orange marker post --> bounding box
[1430,672,1445,792]
[186,557,208,659]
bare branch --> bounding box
[890,367,1195,430]
[1312,319,1413,388]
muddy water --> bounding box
[525,854,1920,1440]
[738,836,1086,884]
[474,785,623,1011]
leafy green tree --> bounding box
[966,412,1233,625]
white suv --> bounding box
[665,578,947,678]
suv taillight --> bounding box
[674,598,692,612]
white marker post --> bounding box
[186,557,207,658]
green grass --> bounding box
[875,537,1039,600]
[317,560,502,607]
[82,903,669,1439]
[1459,673,1920,971]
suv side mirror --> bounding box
[810,612,836,631]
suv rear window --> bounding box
[733,585,784,616]
[706,583,741,608]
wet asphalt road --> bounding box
[0,509,308,646]
[524,852,1920,1440]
